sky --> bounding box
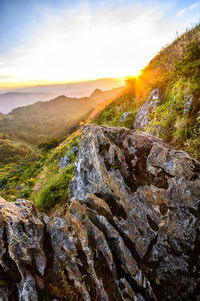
[0,0,199,87]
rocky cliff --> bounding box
[0,125,200,301]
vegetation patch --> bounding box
[34,163,75,210]
[93,91,137,128]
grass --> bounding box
[145,40,200,159]
[0,131,82,210]
[93,92,137,128]
[92,34,200,161]
[34,163,75,210]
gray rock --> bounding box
[16,185,24,190]
[184,95,194,114]
[59,147,79,170]
[0,125,200,301]
[59,153,70,170]
[70,124,200,300]
[72,146,79,154]
[0,197,45,301]
[119,112,132,124]
[134,88,162,131]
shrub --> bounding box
[17,186,32,199]
[38,138,61,152]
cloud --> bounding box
[177,1,200,16]
[177,8,186,16]
[0,1,199,83]
[190,1,200,9]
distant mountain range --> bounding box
[0,78,124,113]
[0,86,123,149]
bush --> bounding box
[38,138,61,152]
[17,186,32,199]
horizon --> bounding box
[0,0,200,88]
[0,76,125,92]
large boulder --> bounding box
[134,88,162,131]
[0,125,200,301]
[70,125,200,300]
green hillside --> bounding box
[0,87,122,166]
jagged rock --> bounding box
[119,112,133,124]
[134,88,162,131]
[70,124,200,300]
[59,153,70,170]
[1,125,200,301]
[184,95,194,114]
[59,147,78,171]
[72,146,79,154]
[0,197,45,301]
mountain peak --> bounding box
[90,88,103,97]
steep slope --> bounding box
[93,24,200,160]
[0,125,199,301]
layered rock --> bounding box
[134,88,162,132]
[0,125,200,301]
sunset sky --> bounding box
[0,0,200,87]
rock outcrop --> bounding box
[0,197,45,301]
[0,125,200,301]
[119,112,133,124]
[59,146,79,171]
[184,95,194,114]
[134,88,162,131]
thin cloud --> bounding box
[177,8,186,16]
[177,1,200,17]
[190,1,200,9]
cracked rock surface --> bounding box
[133,88,162,132]
[0,125,200,300]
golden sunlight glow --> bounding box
[0,3,191,87]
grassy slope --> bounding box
[0,130,82,211]
[92,24,200,159]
